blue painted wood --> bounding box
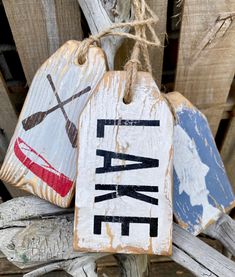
[167,92,235,235]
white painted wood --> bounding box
[77,0,151,272]
[0,41,106,207]
[78,0,131,69]
[74,71,173,255]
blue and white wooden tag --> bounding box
[74,71,173,255]
[0,41,106,207]
[166,92,235,235]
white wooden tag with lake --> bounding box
[74,71,173,255]
[166,92,235,235]
[0,41,106,207]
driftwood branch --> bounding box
[114,254,148,277]
[204,213,235,256]
[172,245,217,277]
[173,223,235,277]
[77,0,132,69]
[1,196,235,276]
[23,256,99,277]
[0,196,144,276]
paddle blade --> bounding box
[65,120,78,148]
[22,111,47,130]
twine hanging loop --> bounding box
[77,0,161,103]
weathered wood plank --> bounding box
[0,73,24,197]
[74,72,173,255]
[147,0,168,87]
[0,41,106,207]
[0,72,17,142]
[221,106,235,193]
[173,223,235,277]
[175,0,235,135]
[204,214,235,256]
[172,245,216,277]
[3,0,83,85]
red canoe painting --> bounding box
[14,137,73,197]
[0,41,107,207]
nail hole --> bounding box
[123,97,131,104]
[77,57,86,65]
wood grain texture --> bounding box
[172,245,216,277]
[0,196,147,277]
[0,255,195,277]
[115,0,168,87]
[78,0,131,69]
[3,0,83,84]
[165,91,235,235]
[0,197,107,275]
[0,73,24,197]
[74,71,173,255]
[1,196,234,276]
[0,72,17,142]
[173,223,235,277]
[0,41,106,207]
[114,254,148,277]
[221,108,235,193]
[175,0,235,135]
[147,0,168,87]
[204,214,235,256]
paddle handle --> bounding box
[204,213,235,256]
[47,74,68,121]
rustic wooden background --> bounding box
[0,0,234,276]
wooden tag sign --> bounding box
[74,71,173,255]
[166,92,235,235]
[0,41,106,207]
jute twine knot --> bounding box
[77,37,100,65]
[77,0,161,103]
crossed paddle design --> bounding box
[22,74,91,148]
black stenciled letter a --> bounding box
[96,150,159,173]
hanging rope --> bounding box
[77,0,161,103]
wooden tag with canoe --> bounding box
[74,71,173,255]
[0,40,106,208]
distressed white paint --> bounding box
[174,124,220,232]
[74,71,173,255]
[0,41,106,207]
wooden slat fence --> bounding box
[0,0,234,275]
